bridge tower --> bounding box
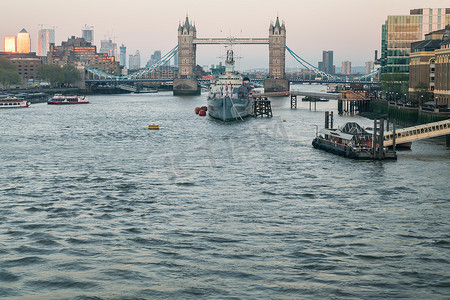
[265,17,290,93]
[173,15,200,95]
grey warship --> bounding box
[207,49,253,121]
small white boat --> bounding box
[47,95,89,105]
[0,97,30,108]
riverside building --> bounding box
[409,25,450,107]
[47,36,119,75]
[0,52,42,80]
[381,8,450,75]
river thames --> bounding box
[1,85,449,299]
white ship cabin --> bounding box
[319,122,373,149]
[0,98,28,108]
[209,49,253,99]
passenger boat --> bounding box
[0,97,30,108]
[207,49,253,121]
[47,95,89,105]
[312,122,397,160]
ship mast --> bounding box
[225,38,235,74]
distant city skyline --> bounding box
[1,0,448,70]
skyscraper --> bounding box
[82,25,94,43]
[342,61,351,75]
[100,39,117,60]
[4,36,16,52]
[318,51,334,74]
[119,44,126,67]
[129,50,140,70]
[147,50,162,66]
[381,8,450,74]
[37,28,55,56]
[129,54,134,70]
[17,28,31,53]
[365,61,374,74]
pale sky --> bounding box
[1,0,448,70]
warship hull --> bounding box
[207,97,252,122]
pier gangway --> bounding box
[384,119,450,147]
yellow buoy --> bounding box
[148,124,160,130]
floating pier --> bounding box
[312,111,397,160]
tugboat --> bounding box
[207,49,253,121]
[0,97,30,108]
[47,94,89,105]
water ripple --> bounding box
[0,91,449,299]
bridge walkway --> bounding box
[384,119,450,147]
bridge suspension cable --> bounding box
[352,68,380,80]
[285,45,379,82]
[85,45,179,80]
[285,45,342,80]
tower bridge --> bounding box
[174,15,287,95]
[84,15,379,94]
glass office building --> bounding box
[17,28,31,53]
[37,28,55,56]
[4,36,16,52]
[381,8,450,74]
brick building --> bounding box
[0,52,42,80]
[47,36,120,75]
[409,25,450,107]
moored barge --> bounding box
[312,121,397,160]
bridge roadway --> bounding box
[384,119,450,147]
[193,38,269,45]
[85,79,173,84]
[85,78,377,85]
[290,79,378,85]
